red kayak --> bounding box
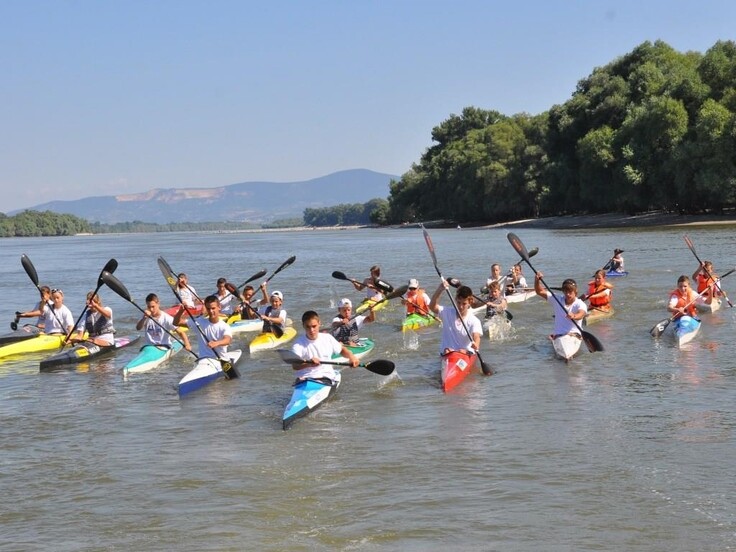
[164,304,203,318]
[441,350,477,392]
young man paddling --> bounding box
[137,293,191,350]
[290,311,359,381]
[174,295,231,359]
[534,273,587,338]
[429,280,482,356]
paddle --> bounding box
[59,257,119,348]
[19,254,71,332]
[507,232,604,353]
[157,256,238,379]
[422,226,493,376]
[10,312,20,331]
[447,278,513,321]
[649,267,736,337]
[320,285,410,332]
[684,235,733,307]
[101,271,196,357]
[263,256,297,286]
[224,282,284,338]
[402,297,441,322]
[277,349,395,376]
[232,268,268,294]
[331,271,394,294]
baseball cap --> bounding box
[408,278,419,289]
[338,298,352,308]
[270,290,283,300]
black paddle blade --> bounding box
[386,285,409,300]
[332,271,348,281]
[221,360,239,380]
[650,319,669,338]
[479,360,494,376]
[101,258,118,279]
[375,279,394,293]
[582,331,604,352]
[507,232,530,262]
[20,254,40,287]
[364,359,395,376]
[101,271,132,302]
[157,257,178,289]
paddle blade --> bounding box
[221,360,239,380]
[504,310,513,321]
[446,277,462,288]
[20,254,40,287]
[101,271,132,302]
[363,359,395,376]
[101,258,118,278]
[386,285,409,300]
[507,232,530,263]
[375,279,394,293]
[332,271,349,281]
[157,257,178,290]
[650,319,670,338]
[479,359,494,376]
[582,331,604,352]
[422,226,440,269]
[225,283,239,295]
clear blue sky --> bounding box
[1,0,734,213]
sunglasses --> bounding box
[51,288,63,294]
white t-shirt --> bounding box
[188,316,232,359]
[291,332,343,381]
[143,311,178,347]
[437,305,482,353]
[547,294,587,335]
[43,304,74,334]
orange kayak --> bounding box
[441,350,477,392]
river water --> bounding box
[0,226,735,551]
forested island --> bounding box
[4,40,736,237]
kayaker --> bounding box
[136,293,191,351]
[429,280,482,356]
[213,277,238,316]
[691,260,723,305]
[17,288,74,335]
[352,265,386,303]
[257,284,287,335]
[290,310,359,381]
[330,298,374,346]
[73,291,115,346]
[177,272,202,308]
[609,249,625,273]
[174,295,232,359]
[506,264,528,295]
[667,275,698,319]
[15,285,52,331]
[235,285,259,319]
[581,270,613,312]
[483,263,509,295]
[534,273,587,338]
[402,279,432,317]
[483,281,508,319]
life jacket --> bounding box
[669,288,698,317]
[406,289,429,315]
[587,281,612,308]
[485,297,505,318]
[85,311,115,337]
[695,273,717,294]
[331,317,359,344]
[261,306,284,333]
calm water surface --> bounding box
[0,227,735,551]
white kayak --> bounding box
[178,350,242,397]
[124,341,183,375]
[673,316,701,347]
[505,290,538,304]
[552,333,582,361]
[696,297,722,314]
[227,316,293,335]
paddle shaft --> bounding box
[234,269,268,293]
[19,254,73,333]
[422,227,492,375]
[263,256,296,286]
[684,235,733,307]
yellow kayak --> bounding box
[355,297,388,315]
[249,327,297,353]
[0,333,68,359]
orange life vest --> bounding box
[406,289,429,315]
[669,288,698,317]
[587,281,612,308]
[695,273,717,294]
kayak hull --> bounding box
[585,306,615,325]
[441,350,477,393]
[605,270,628,278]
[124,341,183,375]
[178,350,243,397]
[227,316,293,334]
[402,313,437,332]
[673,316,701,347]
[282,372,341,430]
[355,298,387,315]
[332,337,374,362]
[0,326,41,347]
[696,298,722,313]
[505,290,538,304]
[552,333,582,361]
[249,327,297,353]
[39,336,140,372]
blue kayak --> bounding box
[605,270,628,278]
[124,341,183,375]
[178,349,243,397]
[282,372,342,430]
[673,315,701,347]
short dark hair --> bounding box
[217,277,227,285]
[562,279,577,292]
[456,285,473,300]
[204,295,219,307]
[301,310,320,324]
[145,293,159,303]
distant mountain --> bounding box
[12,169,397,224]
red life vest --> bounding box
[669,288,698,317]
[587,281,612,308]
[695,273,717,294]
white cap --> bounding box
[338,298,352,308]
[270,290,283,300]
[408,278,419,289]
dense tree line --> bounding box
[387,40,736,223]
[89,221,261,233]
[0,211,91,237]
[303,198,389,226]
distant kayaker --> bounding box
[352,265,387,304]
[213,277,238,316]
[581,270,613,312]
[257,284,287,335]
[174,295,232,359]
[429,280,482,356]
[73,291,115,347]
[534,274,587,338]
[235,285,259,319]
[483,263,509,295]
[17,287,74,335]
[136,293,191,351]
[177,272,202,308]
[607,249,625,273]
[15,285,51,331]
[483,281,508,319]
[330,298,374,346]
[506,264,528,295]
[402,278,432,317]
[692,260,723,305]
[290,310,359,382]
